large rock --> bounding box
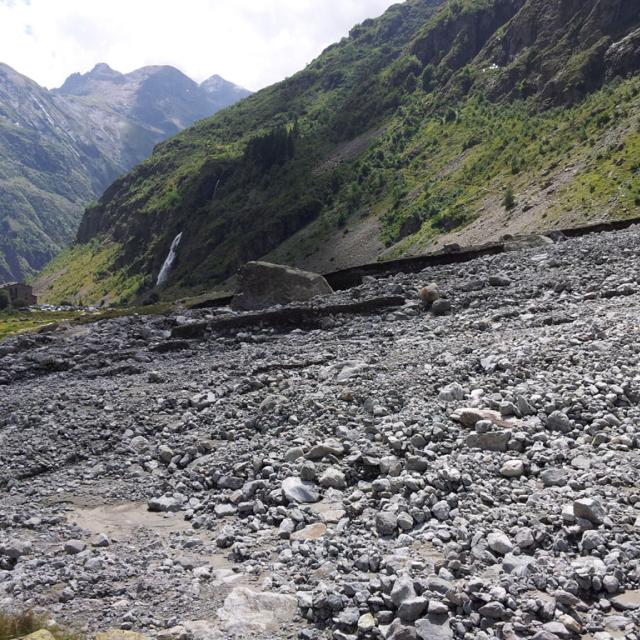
[231,261,333,311]
[416,615,454,640]
[217,587,298,634]
[282,477,320,503]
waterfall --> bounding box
[156,232,183,286]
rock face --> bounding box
[231,261,334,311]
[2,225,640,638]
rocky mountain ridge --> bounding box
[0,62,250,282]
[38,0,640,305]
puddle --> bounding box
[69,501,192,540]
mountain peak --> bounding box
[200,74,252,106]
[58,62,124,95]
[89,62,120,77]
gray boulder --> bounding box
[416,614,454,640]
[231,261,333,311]
[281,477,320,504]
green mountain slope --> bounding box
[39,0,640,305]
[0,63,250,283]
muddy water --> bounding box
[70,501,192,540]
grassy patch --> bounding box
[35,238,147,306]
[0,310,85,341]
[0,610,79,640]
[0,302,174,342]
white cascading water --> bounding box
[156,232,183,286]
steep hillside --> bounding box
[40,0,640,305]
[0,63,250,282]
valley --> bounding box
[1,1,640,639]
[0,63,250,282]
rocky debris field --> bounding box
[1,226,640,640]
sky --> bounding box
[0,0,400,91]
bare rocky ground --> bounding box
[2,225,640,640]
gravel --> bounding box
[1,225,640,639]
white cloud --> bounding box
[0,0,401,90]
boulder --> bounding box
[217,587,298,634]
[231,261,333,311]
[416,615,454,640]
[573,498,606,525]
[281,477,320,503]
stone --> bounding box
[386,620,417,640]
[547,411,572,433]
[427,601,449,616]
[299,461,317,481]
[540,468,568,487]
[217,588,298,634]
[284,446,304,461]
[478,601,507,619]
[2,539,32,559]
[432,501,450,521]
[391,574,416,607]
[487,531,514,555]
[318,467,347,489]
[358,613,376,632]
[148,496,182,512]
[64,539,86,554]
[438,382,464,402]
[231,261,333,311]
[573,498,605,524]
[91,533,110,548]
[489,274,512,287]
[158,445,174,464]
[396,511,414,531]
[500,459,525,477]
[398,596,428,622]
[515,528,535,549]
[376,511,397,536]
[281,477,320,503]
[415,615,454,640]
[431,299,452,316]
[582,530,605,550]
[611,590,640,611]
